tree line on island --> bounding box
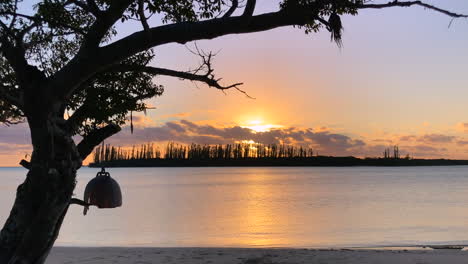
[89,142,468,167]
[93,142,317,163]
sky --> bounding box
[1,1,468,166]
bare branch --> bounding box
[223,0,239,18]
[356,1,468,18]
[138,0,150,32]
[110,64,252,98]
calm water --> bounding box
[1,166,468,248]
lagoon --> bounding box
[1,166,468,248]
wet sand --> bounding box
[47,247,468,264]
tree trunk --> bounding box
[0,114,82,264]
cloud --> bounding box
[372,139,393,143]
[0,143,31,154]
[107,120,366,156]
[417,134,455,143]
[399,134,455,143]
[106,121,468,159]
[1,120,467,166]
[400,135,417,141]
[457,140,468,146]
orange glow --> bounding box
[229,170,294,247]
[241,119,283,133]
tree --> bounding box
[0,0,465,263]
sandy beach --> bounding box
[47,247,468,264]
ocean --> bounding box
[1,166,468,248]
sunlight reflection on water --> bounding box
[2,166,468,247]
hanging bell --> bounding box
[83,168,122,215]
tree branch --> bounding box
[86,0,102,15]
[242,0,256,17]
[0,11,87,35]
[0,34,36,88]
[53,9,301,97]
[138,0,150,32]
[0,85,22,108]
[7,0,19,31]
[51,1,467,100]
[64,99,91,134]
[356,1,468,18]
[70,198,92,215]
[69,198,91,207]
[76,123,121,160]
[19,159,31,170]
[110,64,252,98]
[78,0,133,51]
[223,0,239,18]
[50,1,133,98]
[68,0,103,17]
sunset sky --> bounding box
[1,0,468,166]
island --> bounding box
[88,143,468,167]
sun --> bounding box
[241,119,282,133]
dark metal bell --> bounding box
[83,168,122,215]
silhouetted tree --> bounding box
[0,1,465,263]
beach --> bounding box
[47,247,468,264]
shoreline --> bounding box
[48,246,468,264]
[89,157,468,168]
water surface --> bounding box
[1,166,468,247]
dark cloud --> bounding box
[399,134,455,143]
[0,120,464,160]
[372,139,393,143]
[417,134,455,143]
[405,145,446,158]
[106,121,467,158]
[457,140,468,146]
[107,120,367,156]
[165,122,186,133]
[400,135,417,141]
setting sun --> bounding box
[242,119,283,133]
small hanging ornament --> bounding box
[83,168,122,215]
